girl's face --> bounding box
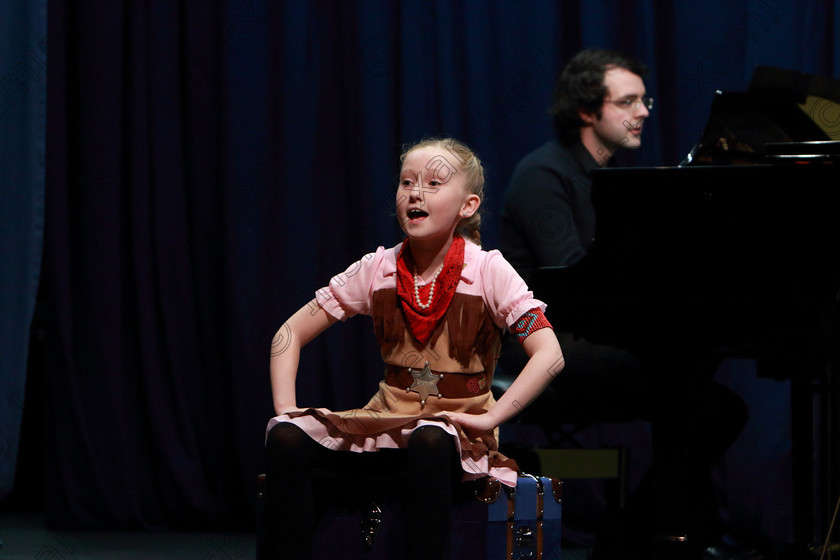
[396,146,478,243]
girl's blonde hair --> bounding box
[399,137,485,245]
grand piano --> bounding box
[531,66,840,553]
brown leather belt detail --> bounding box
[384,364,490,399]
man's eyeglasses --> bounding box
[604,97,654,111]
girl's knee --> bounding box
[267,422,307,446]
[407,425,456,457]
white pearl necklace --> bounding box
[413,263,444,310]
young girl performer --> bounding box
[261,138,564,560]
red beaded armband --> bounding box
[510,307,553,343]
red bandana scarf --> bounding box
[396,236,466,344]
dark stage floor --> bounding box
[0,513,257,560]
[0,512,593,560]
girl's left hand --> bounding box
[440,411,498,435]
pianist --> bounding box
[499,49,749,560]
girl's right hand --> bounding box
[440,410,499,435]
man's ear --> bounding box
[578,107,597,125]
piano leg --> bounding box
[789,362,840,558]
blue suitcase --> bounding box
[258,473,562,559]
[450,474,563,560]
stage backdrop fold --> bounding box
[0,0,47,502]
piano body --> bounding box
[532,67,840,551]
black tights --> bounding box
[259,423,460,560]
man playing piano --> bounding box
[499,49,751,560]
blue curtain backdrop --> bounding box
[21,0,838,549]
[0,0,47,502]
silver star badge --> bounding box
[406,361,443,406]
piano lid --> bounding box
[682,66,840,166]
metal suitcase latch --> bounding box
[360,501,382,551]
